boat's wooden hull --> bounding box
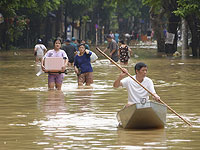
[117,101,167,129]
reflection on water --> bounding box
[32,89,118,149]
[1,51,200,149]
[41,91,66,115]
[115,128,166,149]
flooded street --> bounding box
[0,50,200,150]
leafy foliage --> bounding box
[174,0,200,17]
[0,0,62,49]
[142,0,162,14]
[0,0,152,49]
[117,0,142,18]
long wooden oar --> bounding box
[96,47,192,126]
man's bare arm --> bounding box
[113,68,128,88]
[103,48,108,53]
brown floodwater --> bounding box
[0,50,200,150]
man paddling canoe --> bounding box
[97,47,192,126]
[113,62,161,106]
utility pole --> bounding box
[95,24,98,46]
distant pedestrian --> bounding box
[41,38,68,90]
[163,29,167,38]
[70,37,78,51]
[136,33,139,41]
[81,40,90,50]
[151,30,154,40]
[103,35,118,62]
[147,29,152,41]
[114,32,120,43]
[109,31,114,39]
[125,33,131,45]
[34,39,47,63]
[62,38,76,67]
[118,40,132,65]
[74,44,93,86]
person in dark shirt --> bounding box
[118,40,132,65]
[62,38,76,67]
[74,44,93,86]
[70,37,78,51]
[103,35,118,62]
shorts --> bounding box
[36,55,43,59]
[68,58,74,63]
[111,56,118,62]
[48,73,64,84]
[78,72,93,84]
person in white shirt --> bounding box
[34,39,47,63]
[113,62,160,107]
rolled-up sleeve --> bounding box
[148,79,156,94]
[121,77,129,88]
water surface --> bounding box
[0,50,200,149]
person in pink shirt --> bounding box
[41,38,68,90]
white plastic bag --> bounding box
[90,51,98,62]
[36,69,44,76]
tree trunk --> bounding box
[79,17,82,40]
[181,18,188,58]
[186,15,199,57]
[55,6,63,38]
[64,6,68,39]
[72,18,74,37]
[149,7,165,53]
[45,17,51,46]
[165,13,180,55]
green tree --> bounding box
[175,0,200,17]
[63,0,94,39]
[117,0,143,34]
[143,0,166,53]
[163,0,180,55]
[175,0,200,57]
[143,0,182,55]
[0,0,61,49]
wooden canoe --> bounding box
[117,101,167,129]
